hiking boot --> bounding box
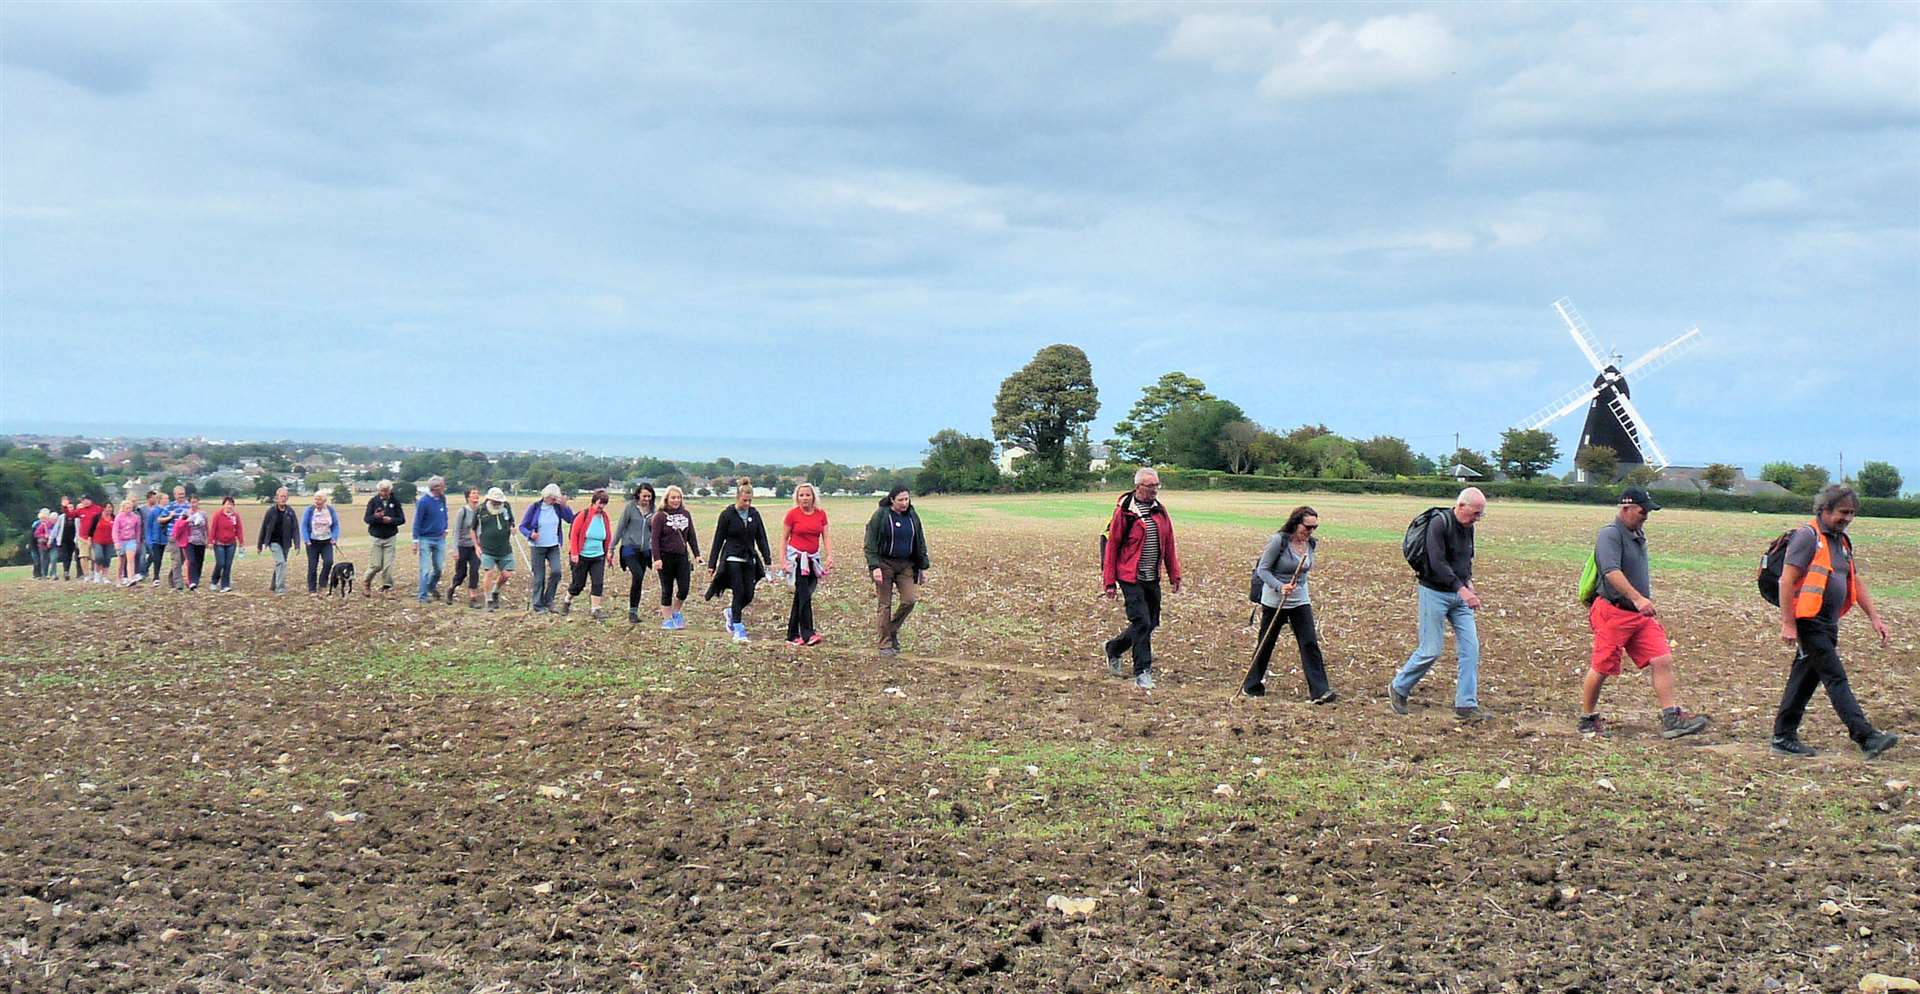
[1106,654,1128,678]
[1311,690,1339,705]
[445,587,457,605]
[1769,735,1817,758]
[888,633,902,654]
[559,596,572,616]
[1862,732,1899,760]
[878,645,898,658]
[1660,708,1710,740]
[628,609,640,625]
[1241,683,1267,698]
[1455,706,1492,722]
[590,608,605,621]
[1135,670,1156,691]
[1578,713,1608,737]
[1388,686,1409,715]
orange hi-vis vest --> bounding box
[1792,519,1856,620]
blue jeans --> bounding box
[530,544,563,610]
[1391,585,1480,708]
[211,544,237,589]
[416,537,445,601]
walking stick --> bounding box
[1234,543,1311,703]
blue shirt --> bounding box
[412,492,448,540]
[150,501,188,546]
[582,516,607,559]
[533,504,560,547]
[143,505,171,546]
[885,509,915,560]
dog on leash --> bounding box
[327,562,357,598]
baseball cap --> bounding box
[1619,486,1662,511]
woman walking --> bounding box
[864,486,931,657]
[782,482,831,646]
[302,492,340,594]
[705,478,773,642]
[446,487,484,608]
[53,497,79,580]
[32,509,54,580]
[615,484,657,624]
[475,488,517,611]
[167,505,192,591]
[89,502,117,585]
[208,496,245,592]
[562,489,615,620]
[113,497,143,586]
[182,497,210,591]
[1241,506,1334,703]
[649,486,699,629]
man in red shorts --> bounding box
[1579,486,1709,739]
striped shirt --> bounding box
[1137,508,1161,582]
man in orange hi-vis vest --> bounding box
[1770,485,1898,760]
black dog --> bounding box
[328,562,357,598]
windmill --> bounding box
[1518,298,1700,481]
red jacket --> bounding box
[566,505,613,558]
[90,511,116,546]
[1101,493,1179,588]
[209,510,245,545]
[71,503,103,538]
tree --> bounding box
[1108,372,1211,465]
[1356,435,1420,477]
[332,483,353,505]
[393,480,418,503]
[1791,464,1829,496]
[1217,420,1262,474]
[199,478,230,499]
[1496,429,1561,482]
[1303,435,1369,479]
[1159,399,1246,470]
[1574,445,1619,481]
[1858,461,1903,499]
[991,345,1100,472]
[128,452,152,474]
[1702,463,1738,492]
[1759,461,1799,490]
[1622,465,1660,487]
[1450,447,1494,478]
[60,442,91,458]
[253,475,284,499]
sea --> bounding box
[0,419,926,469]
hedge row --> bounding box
[1153,470,1920,518]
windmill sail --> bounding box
[1520,299,1699,476]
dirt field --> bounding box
[3,491,1916,993]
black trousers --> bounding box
[1104,579,1162,675]
[787,570,818,640]
[622,550,649,609]
[145,542,168,581]
[725,560,757,619]
[185,544,207,587]
[1773,617,1877,743]
[657,552,690,606]
[449,546,481,591]
[1243,603,1331,697]
[567,555,606,597]
[307,540,335,592]
[58,543,77,578]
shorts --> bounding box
[481,552,516,571]
[1588,599,1671,676]
[92,544,114,566]
[118,541,139,555]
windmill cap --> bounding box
[1619,486,1661,511]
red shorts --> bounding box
[1588,599,1671,676]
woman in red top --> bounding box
[88,503,117,581]
[781,482,832,646]
[208,496,246,592]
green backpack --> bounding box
[1576,551,1601,606]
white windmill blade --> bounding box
[1620,326,1701,380]
[1520,383,1602,431]
[1609,392,1670,470]
[1553,297,1608,372]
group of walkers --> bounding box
[25,467,1899,759]
[1097,468,1898,760]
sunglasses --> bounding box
[1302,524,1318,532]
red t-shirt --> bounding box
[783,507,827,554]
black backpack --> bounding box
[1757,527,1799,606]
[1403,507,1448,581]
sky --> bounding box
[3,2,1916,479]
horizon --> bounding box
[3,4,1916,481]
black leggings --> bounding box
[787,570,818,640]
[449,546,481,590]
[186,544,207,587]
[725,560,757,619]
[622,550,649,609]
[307,540,335,592]
[657,552,690,606]
[568,555,606,597]
[1244,603,1331,698]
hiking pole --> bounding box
[1234,547,1311,704]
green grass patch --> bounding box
[331,645,671,696]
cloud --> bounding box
[1722,179,1813,221]
[1162,11,1460,98]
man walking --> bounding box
[1390,488,1490,720]
[1578,486,1709,739]
[363,480,406,595]
[1101,468,1181,691]
[1771,485,1899,760]
[413,476,449,604]
[140,490,169,585]
[257,486,301,595]
[518,484,574,614]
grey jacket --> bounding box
[1255,532,1315,609]
[615,503,654,555]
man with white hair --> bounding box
[362,480,406,595]
[1390,487,1490,721]
[518,483,575,614]
[412,475,449,604]
[1100,467,1182,691]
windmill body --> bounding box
[1518,299,1700,482]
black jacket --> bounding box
[706,505,772,571]
[258,505,301,550]
[1421,509,1475,593]
[364,494,406,539]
